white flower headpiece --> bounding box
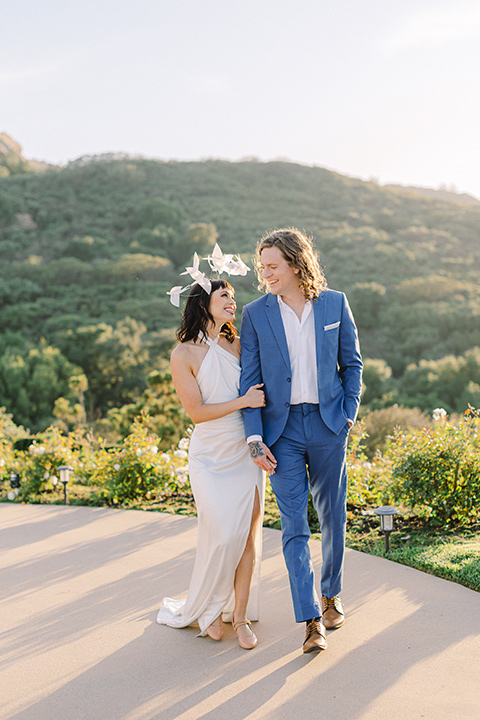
[167,244,250,307]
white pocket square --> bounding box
[324,321,341,331]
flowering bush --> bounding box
[89,414,191,505]
[386,407,480,525]
[4,403,480,530]
[16,426,78,498]
[0,439,17,485]
[0,408,24,484]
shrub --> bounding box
[386,407,480,525]
[16,426,78,498]
[0,433,17,482]
[361,405,430,457]
[346,421,389,507]
[89,413,190,505]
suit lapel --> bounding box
[265,295,291,371]
[314,292,327,369]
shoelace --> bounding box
[305,621,321,640]
[322,596,342,613]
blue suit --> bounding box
[240,289,363,621]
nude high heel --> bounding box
[233,619,257,649]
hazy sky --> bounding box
[2,0,479,197]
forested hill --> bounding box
[1,153,480,431]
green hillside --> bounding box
[1,152,480,433]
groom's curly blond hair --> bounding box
[255,228,327,300]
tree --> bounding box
[397,348,480,413]
[105,253,170,282]
[134,198,186,230]
[99,368,190,449]
[349,282,386,329]
[167,222,218,268]
[361,405,430,458]
[0,189,23,224]
[361,358,394,407]
[53,372,89,430]
[61,318,150,417]
[0,340,84,431]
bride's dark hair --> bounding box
[177,279,237,344]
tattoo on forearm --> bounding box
[248,441,264,459]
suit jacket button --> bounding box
[285,402,290,407]
[286,377,291,383]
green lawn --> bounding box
[343,523,480,592]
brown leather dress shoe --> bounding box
[303,619,327,653]
[321,596,345,629]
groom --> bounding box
[240,228,363,653]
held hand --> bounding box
[248,440,277,474]
[243,383,266,409]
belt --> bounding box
[289,403,319,415]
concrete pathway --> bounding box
[1,504,479,720]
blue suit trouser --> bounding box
[269,404,349,623]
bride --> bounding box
[156,279,266,649]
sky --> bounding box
[2,0,480,197]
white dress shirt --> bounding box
[277,295,318,405]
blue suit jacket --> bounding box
[240,289,363,447]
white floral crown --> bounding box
[167,243,250,307]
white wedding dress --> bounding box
[156,336,265,635]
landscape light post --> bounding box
[58,466,73,505]
[374,505,398,554]
[8,472,20,501]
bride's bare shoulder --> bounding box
[171,342,187,359]
[171,340,206,366]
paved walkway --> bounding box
[1,504,479,720]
